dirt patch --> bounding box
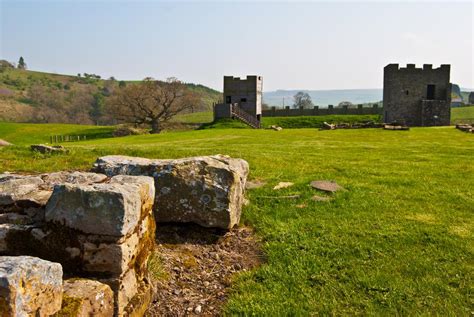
[146,224,263,316]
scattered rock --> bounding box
[0,139,12,146]
[273,182,294,190]
[31,144,67,154]
[93,154,249,229]
[310,180,343,193]
[0,256,63,316]
[322,122,335,130]
[456,123,473,133]
[383,124,409,131]
[59,279,114,317]
[246,180,266,189]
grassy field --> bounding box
[175,106,474,127]
[452,106,474,124]
[0,123,473,315]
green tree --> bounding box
[18,57,27,70]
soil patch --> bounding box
[146,224,263,316]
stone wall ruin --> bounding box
[0,154,249,316]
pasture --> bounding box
[0,122,473,315]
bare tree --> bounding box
[107,78,198,133]
[293,91,313,109]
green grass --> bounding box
[0,123,473,315]
[451,105,474,124]
[0,122,114,145]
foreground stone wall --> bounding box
[0,172,156,316]
[0,154,249,316]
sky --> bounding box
[1,0,473,91]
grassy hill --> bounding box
[0,66,221,122]
[0,123,472,315]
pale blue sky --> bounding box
[1,0,472,91]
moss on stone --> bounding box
[52,295,82,317]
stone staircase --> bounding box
[231,104,261,129]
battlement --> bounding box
[224,75,263,84]
[384,63,450,73]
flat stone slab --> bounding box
[0,256,63,316]
[273,182,294,190]
[310,180,344,193]
[45,175,154,237]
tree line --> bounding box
[25,77,200,133]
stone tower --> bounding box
[214,75,263,121]
[383,64,451,126]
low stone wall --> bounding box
[0,173,155,316]
[262,104,383,117]
[0,154,249,316]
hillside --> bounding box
[0,65,221,123]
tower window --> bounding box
[427,85,436,100]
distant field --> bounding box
[176,107,474,127]
[451,106,474,124]
[0,122,472,315]
[0,122,114,145]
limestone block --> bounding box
[0,175,46,206]
[0,256,63,316]
[41,171,108,187]
[101,269,138,316]
[93,154,249,229]
[83,233,139,274]
[45,175,155,237]
[59,279,114,317]
[0,172,108,210]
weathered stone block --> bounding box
[101,269,138,316]
[45,175,154,237]
[83,233,139,274]
[58,279,114,317]
[93,155,249,229]
[0,256,63,316]
[0,175,46,206]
